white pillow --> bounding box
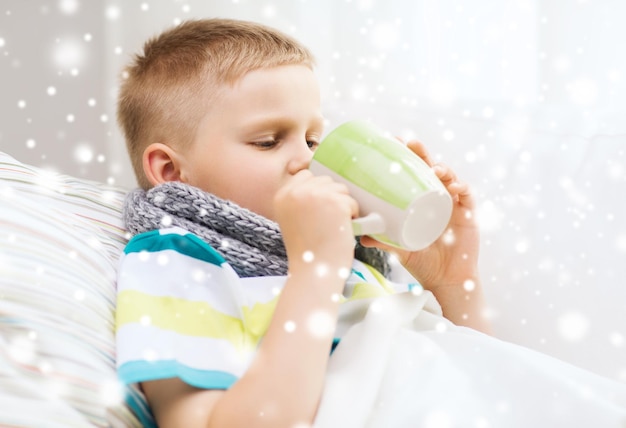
[0,152,150,427]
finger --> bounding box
[292,169,312,180]
[454,182,475,210]
[446,181,465,197]
[294,172,338,190]
[406,140,434,167]
[359,236,410,260]
[288,169,315,186]
[345,194,359,219]
[278,172,340,203]
[432,163,458,186]
[310,184,359,218]
[300,175,352,196]
[328,181,351,195]
[432,165,476,209]
[359,235,393,251]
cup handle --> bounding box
[352,212,386,236]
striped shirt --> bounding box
[115,226,418,391]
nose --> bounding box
[287,138,314,174]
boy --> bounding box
[115,18,489,427]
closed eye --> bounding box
[253,140,279,149]
[306,140,319,150]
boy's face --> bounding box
[179,64,323,221]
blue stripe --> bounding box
[125,387,157,428]
[124,230,226,266]
[407,282,423,292]
[119,359,238,390]
[351,269,367,281]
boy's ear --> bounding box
[143,143,184,186]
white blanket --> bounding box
[315,292,626,428]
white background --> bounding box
[1,0,625,382]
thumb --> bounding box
[359,235,413,263]
[359,235,403,253]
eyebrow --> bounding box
[239,115,325,134]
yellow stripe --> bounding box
[116,290,241,336]
[241,298,278,338]
[348,281,390,300]
[116,290,283,350]
[362,263,395,294]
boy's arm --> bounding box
[144,268,346,427]
[142,171,357,427]
[361,140,492,334]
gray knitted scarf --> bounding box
[123,181,390,278]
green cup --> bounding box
[309,120,452,251]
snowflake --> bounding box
[284,320,296,333]
[52,38,84,71]
[307,310,334,338]
[58,0,79,15]
[73,143,94,163]
[557,311,589,342]
[99,378,125,407]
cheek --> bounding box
[240,161,280,188]
[246,171,279,197]
[237,168,282,218]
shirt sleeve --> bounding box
[115,227,254,390]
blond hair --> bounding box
[117,18,315,188]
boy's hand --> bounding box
[361,139,490,332]
[274,170,358,280]
[360,140,480,294]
